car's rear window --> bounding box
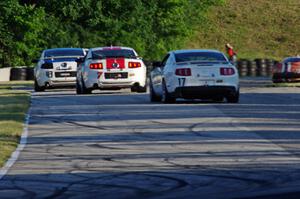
[45,49,84,58]
[175,52,227,62]
[92,49,136,58]
[284,58,300,63]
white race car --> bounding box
[34,48,86,91]
[150,49,239,103]
[76,46,147,94]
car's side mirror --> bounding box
[152,61,161,68]
[75,57,85,63]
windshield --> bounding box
[44,49,84,58]
[175,52,227,62]
[92,49,136,59]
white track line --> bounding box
[0,106,31,180]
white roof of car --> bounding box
[171,49,223,54]
[91,46,135,51]
[44,48,84,52]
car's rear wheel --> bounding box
[76,79,82,94]
[227,90,239,103]
[137,85,147,93]
[162,81,176,103]
[150,83,161,102]
[34,79,45,92]
[81,78,92,94]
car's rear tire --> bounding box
[227,91,239,103]
[137,85,147,93]
[162,81,176,103]
[150,83,161,102]
[81,78,92,94]
[76,79,82,94]
[34,79,45,92]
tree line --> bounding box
[0,0,223,68]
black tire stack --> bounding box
[237,60,248,77]
[255,59,267,76]
[26,67,34,80]
[265,59,276,76]
[10,67,34,81]
[237,59,278,77]
[10,67,27,81]
[247,60,257,77]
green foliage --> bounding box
[0,0,46,66]
[0,0,221,67]
[187,0,300,60]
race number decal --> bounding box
[178,78,185,87]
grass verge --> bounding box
[268,82,300,87]
[0,81,32,167]
[186,0,300,60]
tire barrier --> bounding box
[10,67,27,81]
[265,59,275,76]
[236,59,278,77]
[10,67,34,81]
[237,60,248,77]
[26,67,34,80]
[255,59,267,76]
[248,60,257,77]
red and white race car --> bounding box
[272,56,300,83]
[76,46,147,94]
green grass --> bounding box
[0,81,32,167]
[186,0,300,60]
[268,82,300,87]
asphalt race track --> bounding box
[1,79,300,198]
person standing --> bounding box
[225,43,237,64]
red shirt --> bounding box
[228,48,235,57]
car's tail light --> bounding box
[41,62,53,69]
[128,62,141,68]
[175,68,191,76]
[89,63,103,69]
[220,67,235,76]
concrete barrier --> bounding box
[0,67,11,82]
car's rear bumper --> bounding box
[173,86,237,99]
[47,80,76,87]
[98,81,136,89]
[273,72,300,82]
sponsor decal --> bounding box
[112,61,119,68]
[61,63,67,68]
